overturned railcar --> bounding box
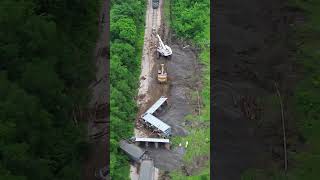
[145,96,168,116]
[141,113,171,137]
[119,140,146,162]
[140,96,171,137]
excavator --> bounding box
[157,63,167,83]
[156,34,172,59]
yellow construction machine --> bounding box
[157,64,167,83]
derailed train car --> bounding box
[140,96,172,137]
[141,113,171,137]
[119,140,146,162]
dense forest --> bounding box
[167,0,210,179]
[109,0,145,179]
[291,1,320,179]
[0,0,99,179]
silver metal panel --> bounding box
[135,137,170,143]
[145,96,167,114]
[142,113,171,133]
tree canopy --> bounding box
[110,0,146,179]
[0,0,99,179]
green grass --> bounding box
[171,167,210,180]
[166,0,210,177]
[163,0,171,28]
[170,44,211,179]
[135,26,145,78]
[287,2,320,178]
[172,122,210,162]
[170,36,210,163]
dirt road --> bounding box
[137,0,163,110]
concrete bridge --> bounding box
[131,137,170,150]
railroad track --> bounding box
[152,8,158,34]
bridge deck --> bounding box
[135,137,170,143]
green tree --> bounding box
[111,18,137,44]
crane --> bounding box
[156,34,172,59]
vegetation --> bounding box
[0,0,99,179]
[274,0,320,179]
[109,0,146,179]
[171,167,210,180]
[166,0,210,178]
[242,0,320,179]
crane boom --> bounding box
[157,34,165,49]
[156,34,172,57]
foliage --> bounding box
[171,167,210,180]
[285,0,320,179]
[171,0,210,46]
[0,0,98,179]
[110,0,146,179]
[168,0,210,178]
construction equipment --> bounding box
[156,34,172,59]
[157,64,167,83]
[152,0,159,9]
